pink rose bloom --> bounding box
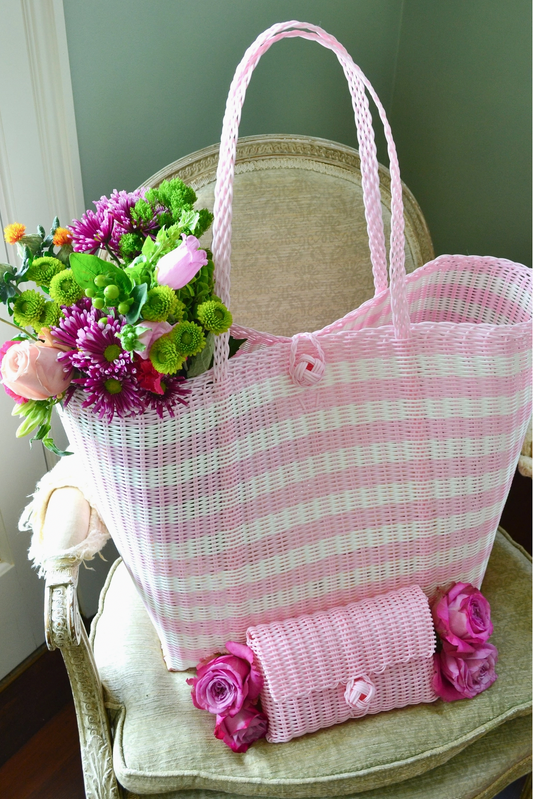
[214,701,268,753]
[432,582,493,654]
[0,341,27,403]
[433,643,498,702]
[1,340,72,401]
[136,321,172,360]
[156,234,208,290]
[187,641,263,717]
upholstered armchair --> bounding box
[26,137,532,799]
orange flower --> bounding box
[4,223,26,244]
[53,227,72,247]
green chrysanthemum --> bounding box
[149,334,184,374]
[26,256,66,289]
[34,301,63,332]
[141,285,179,322]
[49,269,84,305]
[197,301,232,334]
[171,321,206,357]
[12,290,46,327]
[119,232,144,261]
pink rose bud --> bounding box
[187,641,263,718]
[0,340,72,400]
[432,642,498,702]
[432,582,493,654]
[156,234,208,290]
[214,701,268,753]
[136,321,173,360]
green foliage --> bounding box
[194,208,214,239]
[119,232,145,262]
[186,332,215,378]
[118,323,148,353]
[125,284,148,324]
[11,398,72,456]
[69,253,136,313]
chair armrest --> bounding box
[42,490,121,797]
[42,487,90,650]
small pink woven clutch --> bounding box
[246,585,438,743]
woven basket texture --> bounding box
[60,22,532,669]
[247,585,437,742]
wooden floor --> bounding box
[0,701,84,798]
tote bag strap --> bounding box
[212,21,411,380]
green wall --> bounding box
[63,0,403,206]
[63,0,531,266]
[391,0,532,266]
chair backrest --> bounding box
[143,134,434,338]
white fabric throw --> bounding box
[20,455,110,575]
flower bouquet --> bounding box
[0,178,239,455]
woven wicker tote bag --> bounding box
[61,21,532,670]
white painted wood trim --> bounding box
[20,0,85,220]
[0,0,85,680]
[0,0,84,238]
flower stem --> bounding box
[0,316,39,340]
[104,243,121,266]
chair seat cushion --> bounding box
[91,529,531,797]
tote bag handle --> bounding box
[212,21,411,379]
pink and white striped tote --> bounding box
[60,21,532,670]
[246,585,437,742]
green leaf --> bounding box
[0,283,18,303]
[125,283,148,324]
[70,253,133,295]
[179,209,199,232]
[43,437,73,457]
[141,237,156,258]
[31,422,51,441]
[186,332,214,378]
[16,411,47,438]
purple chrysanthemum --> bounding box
[51,299,103,368]
[140,374,190,419]
[68,206,120,256]
[74,368,145,422]
[95,189,145,233]
[72,317,131,376]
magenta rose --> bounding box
[187,641,263,717]
[433,643,498,701]
[0,340,72,401]
[214,701,268,753]
[156,234,208,290]
[432,582,493,654]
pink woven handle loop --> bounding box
[212,21,411,379]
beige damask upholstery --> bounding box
[147,134,434,337]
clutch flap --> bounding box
[246,585,435,703]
